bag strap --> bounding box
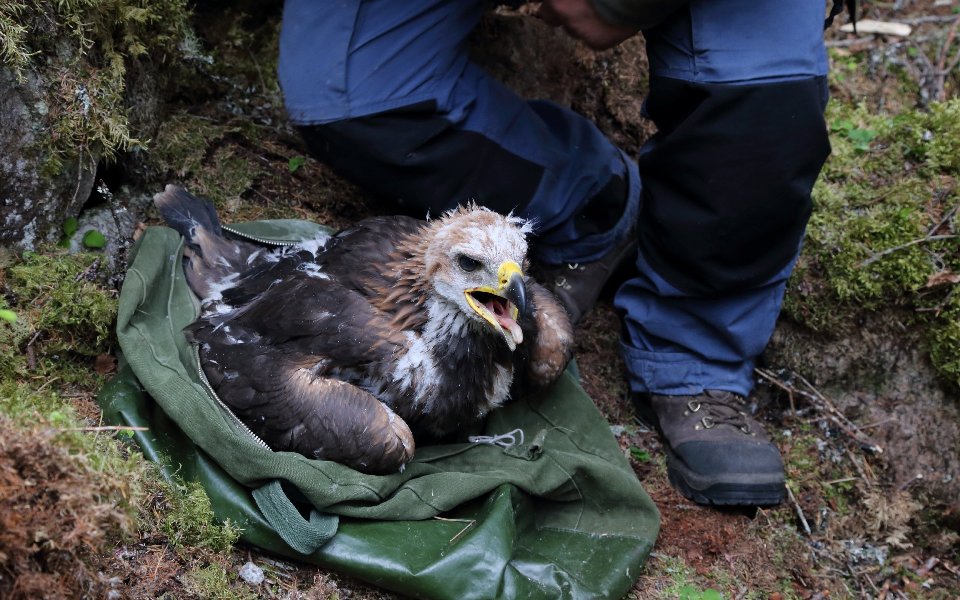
[252,480,339,554]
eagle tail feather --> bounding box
[154,184,222,238]
[154,184,260,301]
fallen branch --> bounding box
[859,234,959,267]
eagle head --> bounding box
[422,206,533,351]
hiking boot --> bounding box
[633,390,786,506]
[533,234,638,325]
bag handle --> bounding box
[252,480,339,554]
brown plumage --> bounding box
[155,185,573,474]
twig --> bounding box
[901,15,960,25]
[786,484,812,536]
[150,547,165,582]
[24,329,43,370]
[35,376,59,393]
[897,472,924,492]
[449,521,476,544]
[926,199,959,237]
[934,14,960,101]
[755,368,798,415]
[860,234,959,267]
[823,476,860,485]
[858,418,894,430]
[767,369,884,454]
[433,516,477,543]
[844,447,873,486]
[56,425,149,432]
[936,15,960,73]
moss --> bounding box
[160,480,241,554]
[5,250,117,358]
[785,99,960,386]
[0,379,150,532]
[145,113,266,207]
[148,114,242,180]
[183,563,257,600]
[929,300,960,383]
[0,0,194,174]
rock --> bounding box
[238,561,264,585]
[65,188,152,283]
[0,69,97,250]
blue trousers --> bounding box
[278,0,831,396]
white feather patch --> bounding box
[392,331,440,404]
[297,262,329,279]
[294,234,332,256]
[485,363,513,411]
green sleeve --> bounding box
[589,0,688,29]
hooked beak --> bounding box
[464,260,527,350]
[501,265,527,317]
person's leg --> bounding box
[616,0,831,505]
[279,0,638,271]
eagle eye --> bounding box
[457,254,481,272]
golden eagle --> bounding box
[156,185,573,474]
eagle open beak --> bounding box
[464,261,526,351]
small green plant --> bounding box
[160,480,241,554]
[629,446,651,463]
[183,563,257,600]
[831,117,877,153]
[62,217,79,237]
[679,586,723,600]
[0,309,15,324]
[82,229,107,249]
[288,155,306,173]
[8,251,117,356]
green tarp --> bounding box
[100,221,660,599]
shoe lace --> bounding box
[686,391,756,436]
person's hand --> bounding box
[538,0,639,50]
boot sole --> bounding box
[664,445,785,506]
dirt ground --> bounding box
[4,0,960,598]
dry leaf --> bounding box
[94,353,117,375]
[925,270,960,288]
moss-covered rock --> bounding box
[1,249,118,387]
[0,0,194,249]
[784,99,960,387]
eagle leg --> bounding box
[198,335,415,474]
[262,365,416,475]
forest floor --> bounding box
[2,1,960,599]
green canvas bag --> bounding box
[100,220,660,599]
